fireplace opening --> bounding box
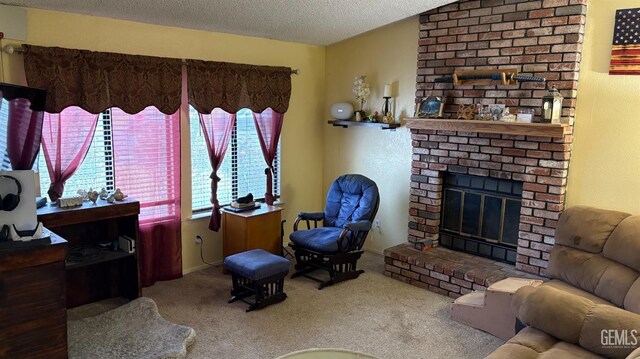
[439,173,522,264]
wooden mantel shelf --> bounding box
[404,118,570,137]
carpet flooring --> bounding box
[139,252,503,359]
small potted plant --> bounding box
[368,111,379,123]
[352,76,370,121]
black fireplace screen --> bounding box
[439,173,522,264]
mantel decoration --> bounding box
[352,76,370,121]
[541,86,563,124]
[415,96,447,118]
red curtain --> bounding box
[198,109,236,231]
[252,108,284,205]
[6,98,45,170]
[41,107,99,201]
[111,107,182,287]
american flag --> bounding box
[610,8,640,75]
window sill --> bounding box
[187,210,212,222]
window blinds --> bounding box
[111,107,181,223]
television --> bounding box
[0,82,47,171]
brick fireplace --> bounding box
[389,0,587,279]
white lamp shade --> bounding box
[331,102,354,120]
[383,84,392,98]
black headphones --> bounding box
[0,175,22,211]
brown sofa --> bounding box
[487,206,640,358]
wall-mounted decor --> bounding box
[609,8,640,75]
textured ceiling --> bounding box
[0,0,456,45]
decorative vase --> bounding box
[331,102,354,120]
[354,110,365,122]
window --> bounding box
[38,110,114,197]
[190,107,281,212]
[0,98,12,170]
[37,107,180,224]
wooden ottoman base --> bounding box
[229,271,288,312]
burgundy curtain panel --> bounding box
[6,97,45,170]
[198,109,236,231]
[253,108,284,205]
[111,107,182,287]
[41,107,99,201]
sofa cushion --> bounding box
[555,206,630,253]
[628,347,640,359]
[581,305,640,358]
[547,245,640,308]
[625,279,640,314]
[485,327,601,359]
[543,280,613,306]
[604,215,640,272]
[539,342,603,359]
[513,285,640,359]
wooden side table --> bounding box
[222,205,283,259]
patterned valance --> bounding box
[23,45,182,115]
[188,60,291,114]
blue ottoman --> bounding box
[223,249,291,312]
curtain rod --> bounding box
[1,45,301,75]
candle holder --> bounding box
[381,83,393,123]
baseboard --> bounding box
[183,260,223,275]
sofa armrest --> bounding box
[513,285,640,359]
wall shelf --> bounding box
[328,120,401,131]
[404,118,569,138]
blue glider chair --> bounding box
[289,174,379,289]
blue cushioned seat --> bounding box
[290,227,349,253]
[224,249,290,280]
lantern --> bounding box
[541,86,563,124]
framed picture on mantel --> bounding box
[415,96,447,118]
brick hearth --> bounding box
[403,0,587,276]
[384,244,541,298]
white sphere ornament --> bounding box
[331,102,354,120]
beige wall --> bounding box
[566,1,640,214]
[1,8,326,273]
[324,18,418,253]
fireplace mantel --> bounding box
[405,118,570,138]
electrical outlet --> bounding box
[195,235,203,245]
[374,219,381,231]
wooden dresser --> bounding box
[0,229,68,359]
